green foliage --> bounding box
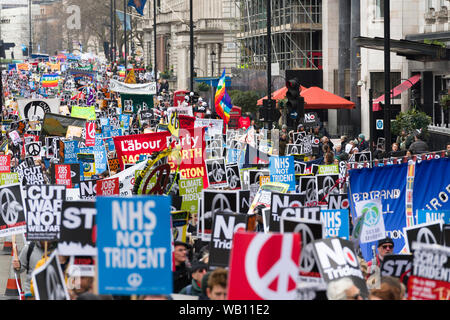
[391,108,432,136]
[228,90,260,114]
[424,39,447,48]
[440,94,450,110]
[197,82,210,92]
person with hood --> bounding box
[357,134,369,151]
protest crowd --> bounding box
[0,47,449,302]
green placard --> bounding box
[71,105,96,120]
[318,164,339,175]
[120,93,154,113]
[179,177,203,214]
[0,172,19,185]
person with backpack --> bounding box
[12,241,56,299]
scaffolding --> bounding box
[238,0,322,71]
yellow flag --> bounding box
[124,68,137,84]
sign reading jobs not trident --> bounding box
[96,196,173,295]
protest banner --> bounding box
[269,192,305,232]
[85,121,96,146]
[77,153,95,180]
[108,161,147,197]
[227,232,301,300]
[20,166,46,185]
[320,209,350,239]
[194,118,223,136]
[113,131,171,170]
[225,164,241,190]
[380,254,413,286]
[68,256,96,278]
[353,198,386,244]
[299,176,319,206]
[41,113,86,141]
[201,190,238,241]
[179,177,203,214]
[31,250,70,300]
[109,79,157,95]
[58,201,97,256]
[269,156,295,192]
[54,164,72,188]
[311,237,369,298]
[407,243,450,300]
[71,106,96,121]
[24,185,66,241]
[171,210,190,243]
[327,194,350,210]
[349,163,408,261]
[416,210,450,225]
[404,221,443,253]
[96,196,173,295]
[209,212,248,268]
[0,183,26,237]
[64,140,80,164]
[206,158,227,188]
[97,177,120,196]
[0,155,11,173]
[79,180,97,200]
[316,174,340,203]
[0,173,19,186]
[25,141,42,160]
[18,98,60,121]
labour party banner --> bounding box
[31,250,70,300]
[227,232,301,300]
[349,163,407,261]
[96,195,173,295]
[58,201,97,256]
[269,156,295,191]
[0,183,26,237]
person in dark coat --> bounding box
[172,241,192,293]
[409,133,429,155]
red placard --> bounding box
[85,121,96,146]
[178,114,196,129]
[227,231,301,300]
[97,177,119,196]
[55,164,72,188]
[408,275,450,300]
[0,155,10,173]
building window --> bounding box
[370,72,401,100]
[375,0,384,19]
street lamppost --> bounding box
[210,50,216,77]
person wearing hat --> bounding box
[179,262,208,297]
[367,237,394,270]
[357,133,369,151]
[172,241,192,293]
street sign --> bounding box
[376,119,384,130]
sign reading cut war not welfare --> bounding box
[96,195,173,295]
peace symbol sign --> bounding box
[141,164,171,195]
[226,168,239,189]
[359,153,369,162]
[46,265,66,300]
[321,176,336,198]
[294,163,302,173]
[293,224,316,273]
[127,273,143,288]
[254,171,264,185]
[305,179,317,201]
[0,188,21,225]
[417,228,437,245]
[245,234,299,299]
[211,194,232,214]
[210,161,224,182]
[26,143,41,156]
[362,204,380,227]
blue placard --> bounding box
[104,137,115,152]
[100,117,110,126]
[64,140,80,164]
[102,125,112,137]
[93,145,108,175]
[96,196,173,295]
[95,134,104,147]
[416,209,450,225]
[120,114,130,130]
[321,209,350,240]
[269,156,295,191]
[227,148,240,164]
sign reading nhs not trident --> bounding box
[269,156,295,192]
[96,196,173,295]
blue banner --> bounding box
[64,140,80,164]
[349,163,408,261]
[120,114,130,130]
[321,209,350,240]
[413,158,450,213]
[96,195,173,295]
[269,156,296,191]
[227,148,240,164]
[93,146,108,175]
[416,209,450,225]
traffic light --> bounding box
[286,78,305,127]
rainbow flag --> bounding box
[41,74,59,88]
[214,69,232,124]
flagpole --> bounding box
[124,0,128,71]
[154,0,157,80]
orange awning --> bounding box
[257,86,355,109]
